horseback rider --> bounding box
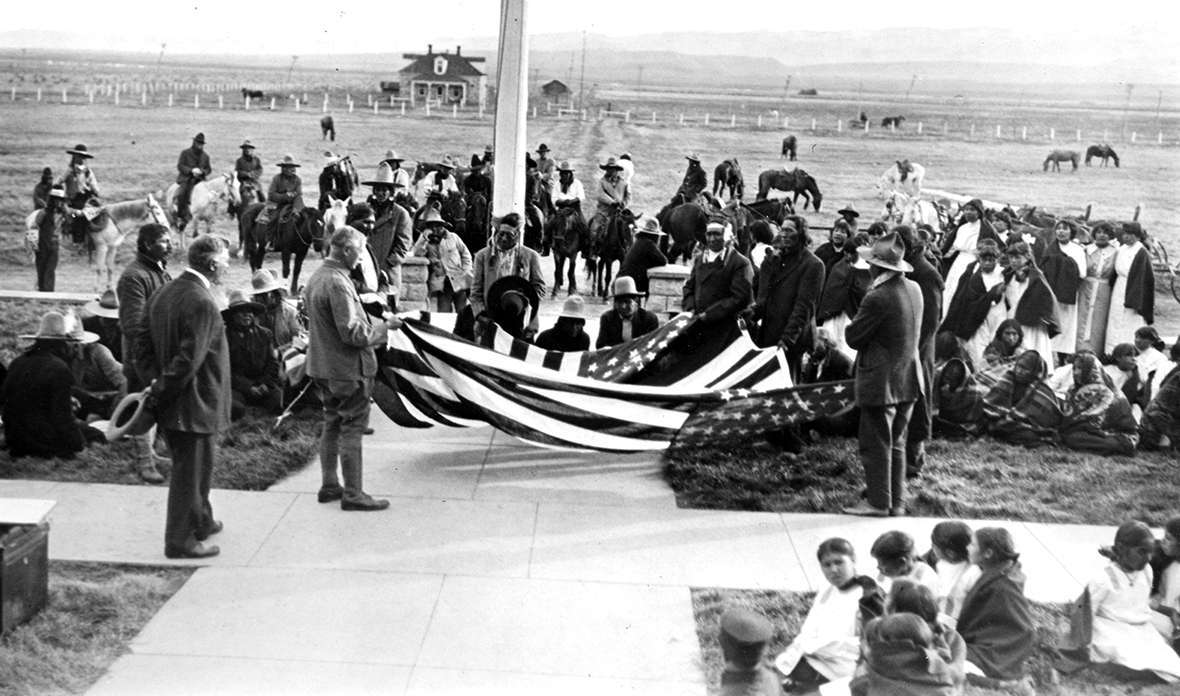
[618,152,634,187]
[417,156,459,200]
[589,156,630,244]
[257,154,304,249]
[550,161,585,220]
[378,149,413,189]
[877,159,923,200]
[675,153,708,204]
[175,132,212,228]
[57,144,101,242]
[234,139,264,205]
[535,143,556,213]
[463,155,493,200]
[317,151,353,211]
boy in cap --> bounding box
[717,607,781,696]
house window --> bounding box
[433,57,448,75]
[450,85,463,99]
[417,85,428,97]
[434,85,444,97]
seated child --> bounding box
[955,526,1037,684]
[921,521,981,630]
[872,530,939,595]
[1085,521,1180,682]
[775,538,878,693]
[718,606,781,696]
[1150,516,1180,643]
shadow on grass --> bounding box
[665,436,1180,526]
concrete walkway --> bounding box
[1,409,1123,695]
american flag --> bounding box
[374,313,857,452]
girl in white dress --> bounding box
[1104,224,1153,356]
[1044,222,1087,359]
[940,200,997,321]
[924,521,982,630]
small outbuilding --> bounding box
[540,79,571,101]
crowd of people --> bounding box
[718,518,1180,695]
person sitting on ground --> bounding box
[717,607,781,696]
[1139,338,1180,451]
[1149,517,1180,643]
[871,530,940,595]
[1045,346,1098,397]
[920,521,981,631]
[1136,326,1175,402]
[69,325,125,421]
[249,269,303,351]
[775,537,879,694]
[596,276,660,349]
[1060,352,1139,456]
[799,327,854,384]
[1083,521,1180,683]
[2,311,105,459]
[816,232,872,361]
[535,295,591,352]
[934,330,973,375]
[982,350,1062,447]
[223,290,281,420]
[80,288,124,361]
[814,218,851,272]
[933,358,987,438]
[1105,342,1145,414]
[982,319,1027,370]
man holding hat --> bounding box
[675,153,708,204]
[362,166,413,300]
[175,133,212,229]
[596,276,660,348]
[223,289,281,420]
[257,154,305,246]
[617,215,668,297]
[234,140,264,205]
[836,204,860,235]
[3,311,104,459]
[471,212,546,339]
[842,232,923,517]
[589,157,630,245]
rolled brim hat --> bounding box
[105,389,156,441]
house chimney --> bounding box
[456,45,461,56]
[427,43,433,54]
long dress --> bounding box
[774,583,862,682]
[1088,562,1180,682]
[1105,240,1146,355]
[1049,240,1087,355]
[1004,277,1054,368]
[819,258,870,362]
[963,268,1007,370]
[942,220,982,320]
[1077,243,1117,355]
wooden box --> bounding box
[0,522,50,635]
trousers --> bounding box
[162,429,216,551]
[315,377,372,500]
[35,242,58,291]
[858,401,915,510]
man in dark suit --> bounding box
[745,222,825,381]
[142,235,231,559]
[682,222,753,325]
[897,225,944,479]
[175,132,212,230]
[842,232,923,517]
[597,275,661,348]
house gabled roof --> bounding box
[541,79,569,93]
[399,47,485,80]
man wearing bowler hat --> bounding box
[175,133,212,231]
[842,232,923,517]
[596,276,661,349]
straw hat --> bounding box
[438,156,457,170]
[557,160,575,173]
[857,232,913,273]
[419,206,452,231]
[220,289,264,319]
[105,388,155,441]
[635,216,665,238]
[382,149,404,162]
[685,153,701,163]
[20,311,98,343]
[609,276,642,298]
[249,268,285,296]
[276,154,300,168]
[558,295,586,321]
[240,139,255,150]
[83,289,120,319]
[66,143,94,158]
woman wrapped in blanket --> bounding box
[982,350,1062,447]
[1060,352,1139,456]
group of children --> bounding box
[718,518,1180,695]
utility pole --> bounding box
[1156,89,1163,131]
[1122,83,1134,140]
[905,74,918,102]
[285,55,298,89]
[577,30,587,110]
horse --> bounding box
[543,205,588,296]
[725,199,791,257]
[882,191,948,231]
[660,200,715,264]
[881,116,906,128]
[1085,144,1120,168]
[239,202,323,295]
[164,172,242,242]
[1044,150,1079,172]
[320,114,336,142]
[712,159,744,200]
[27,194,171,291]
[755,167,823,211]
[241,88,264,100]
[587,207,636,298]
[321,195,350,239]
[875,160,925,199]
[463,190,490,254]
[780,135,798,161]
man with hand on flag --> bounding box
[683,221,753,327]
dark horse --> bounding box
[543,205,588,296]
[239,202,323,295]
[781,135,798,161]
[756,168,823,211]
[1085,144,1120,167]
[727,199,791,257]
[587,207,636,298]
[1044,150,1079,172]
[241,88,264,100]
[881,115,906,128]
[712,159,744,200]
[320,115,336,142]
[462,190,490,254]
[659,198,723,264]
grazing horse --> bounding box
[320,114,336,142]
[241,88,264,100]
[881,115,906,128]
[543,205,588,296]
[27,194,171,291]
[1085,144,1120,167]
[755,168,823,211]
[1043,150,1079,172]
[780,135,798,161]
[587,207,635,298]
[239,202,322,295]
[712,159,744,200]
[164,172,241,241]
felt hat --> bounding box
[635,216,665,238]
[438,155,456,170]
[599,156,624,171]
[486,275,539,323]
[48,186,67,199]
[20,310,99,343]
[362,165,402,188]
[609,276,642,298]
[382,149,404,162]
[620,152,632,161]
[557,295,587,321]
[536,143,550,153]
[419,206,452,231]
[83,289,120,319]
[484,144,494,153]
[276,154,300,168]
[66,143,94,158]
[192,132,206,144]
[322,150,339,168]
[249,268,285,296]
[240,139,255,149]
[685,153,701,162]
[105,388,156,441]
[221,289,264,318]
[858,232,913,273]
[557,160,575,173]
[719,607,773,644]
[837,204,860,218]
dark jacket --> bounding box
[369,198,413,274]
[616,237,668,295]
[801,348,854,384]
[676,164,708,200]
[1116,245,1155,324]
[1041,241,1082,306]
[596,308,661,348]
[143,272,232,434]
[1009,267,1060,338]
[176,146,212,184]
[33,180,53,210]
[534,327,590,352]
[267,172,304,213]
[813,241,844,272]
[317,165,352,211]
[751,248,825,351]
[846,273,924,406]
[817,258,871,323]
[2,347,87,458]
[683,248,754,324]
[116,254,171,390]
[940,262,1001,341]
[226,322,280,395]
[235,154,263,185]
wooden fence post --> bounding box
[36,88,42,102]
[194,94,199,109]
[1131,131,1137,143]
[1076,129,1082,142]
[11,87,16,101]
[141,91,146,106]
[679,113,685,125]
[348,100,354,113]
[269,97,276,110]
[758,115,763,128]
[652,111,657,123]
[373,102,378,114]
[1021,126,1027,141]
[401,102,406,116]
[1159,132,1164,144]
[1103,128,1108,141]
[705,113,710,125]
[1049,127,1054,141]
[863,119,868,133]
[784,117,789,129]
[730,114,736,127]
[114,90,119,105]
[812,118,817,131]
[244,95,249,110]
[996,124,1002,138]
[837,119,842,132]
[61,88,67,103]
[218,95,223,109]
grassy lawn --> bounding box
[693,588,1174,696]
[0,561,193,696]
[666,436,1180,526]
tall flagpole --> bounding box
[492,0,528,219]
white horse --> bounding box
[882,191,945,230]
[25,194,171,291]
[164,171,241,241]
[321,195,350,253]
[875,160,926,200]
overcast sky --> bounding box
[4,0,1171,56]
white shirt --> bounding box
[552,178,585,204]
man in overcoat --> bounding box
[175,133,212,228]
[746,222,825,381]
[682,222,754,326]
[842,232,923,517]
[897,225,944,478]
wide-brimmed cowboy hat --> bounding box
[20,311,99,343]
[240,139,255,149]
[66,143,94,158]
[437,156,457,170]
[685,153,701,162]
[837,204,860,218]
[558,295,586,321]
[599,156,623,171]
[105,388,156,441]
[382,149,404,162]
[557,160,575,173]
[192,132,206,144]
[321,150,339,168]
[419,206,452,231]
[220,289,264,318]
[276,154,300,167]
[362,166,403,188]
[635,216,666,238]
[486,275,539,321]
[536,143,550,153]
[857,232,913,273]
[83,289,120,319]
[610,276,642,298]
[249,268,285,296]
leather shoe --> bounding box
[889,506,907,517]
[196,520,223,540]
[341,494,390,511]
[842,501,890,517]
[138,463,166,484]
[363,427,375,435]
[317,485,344,503]
[164,541,220,559]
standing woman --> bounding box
[1041,221,1087,363]
[1077,222,1118,357]
[939,199,998,319]
[1104,222,1155,356]
[817,232,872,361]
